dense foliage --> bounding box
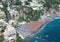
[0,0,59,22]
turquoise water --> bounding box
[27,19,60,42]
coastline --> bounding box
[26,17,60,42]
[26,18,60,42]
[19,16,60,41]
[26,24,47,42]
[54,17,60,19]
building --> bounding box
[9,9,19,20]
[29,2,43,10]
[20,0,28,5]
[0,2,3,8]
[0,11,5,19]
[3,25,17,42]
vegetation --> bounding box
[17,0,60,22]
[0,0,60,42]
[15,0,22,5]
[28,0,32,2]
[18,17,30,22]
[0,0,59,21]
[0,0,11,22]
[43,0,59,12]
[18,17,24,22]
[0,37,4,42]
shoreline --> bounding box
[26,17,60,42]
[20,16,60,41]
[26,24,47,42]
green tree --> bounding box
[28,0,32,2]
[15,0,22,5]
[43,0,59,12]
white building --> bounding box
[3,25,17,42]
[20,0,28,2]
[0,5,3,8]
[9,9,19,20]
[0,11,5,19]
[0,19,8,31]
[20,0,28,5]
[29,2,43,10]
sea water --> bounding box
[27,19,60,42]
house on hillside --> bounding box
[9,10,19,20]
[0,11,5,19]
